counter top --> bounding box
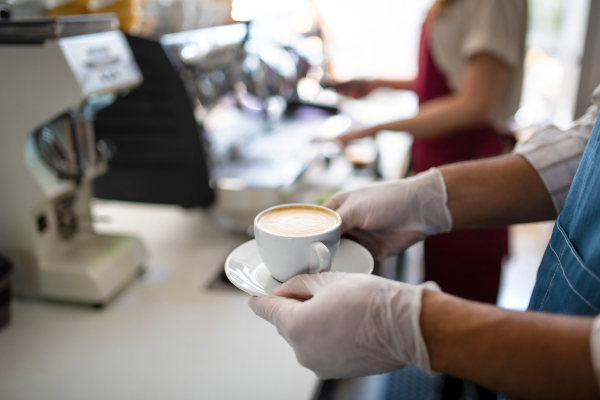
[0,89,416,400]
[0,201,319,400]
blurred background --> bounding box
[6,0,593,126]
[1,0,599,399]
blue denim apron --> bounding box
[528,112,600,315]
[500,113,600,399]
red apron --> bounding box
[411,25,512,304]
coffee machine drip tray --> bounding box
[0,14,119,44]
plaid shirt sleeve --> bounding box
[513,86,600,213]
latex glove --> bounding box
[324,167,452,260]
[248,272,441,379]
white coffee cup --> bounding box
[254,204,342,282]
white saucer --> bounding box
[225,238,374,296]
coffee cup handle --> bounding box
[310,242,331,274]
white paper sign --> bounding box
[59,31,142,96]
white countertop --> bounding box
[0,201,319,400]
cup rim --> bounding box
[254,203,342,238]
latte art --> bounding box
[258,207,338,237]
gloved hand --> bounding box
[324,167,452,260]
[248,272,441,379]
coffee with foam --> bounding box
[258,206,339,237]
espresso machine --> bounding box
[0,14,147,304]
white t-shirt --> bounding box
[429,0,527,133]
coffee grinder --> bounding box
[0,14,147,305]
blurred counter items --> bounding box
[93,21,351,232]
[0,14,147,305]
[0,255,12,330]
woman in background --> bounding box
[331,0,527,399]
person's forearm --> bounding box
[372,79,414,91]
[420,290,599,400]
[339,94,476,142]
[440,154,557,229]
[375,93,492,139]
